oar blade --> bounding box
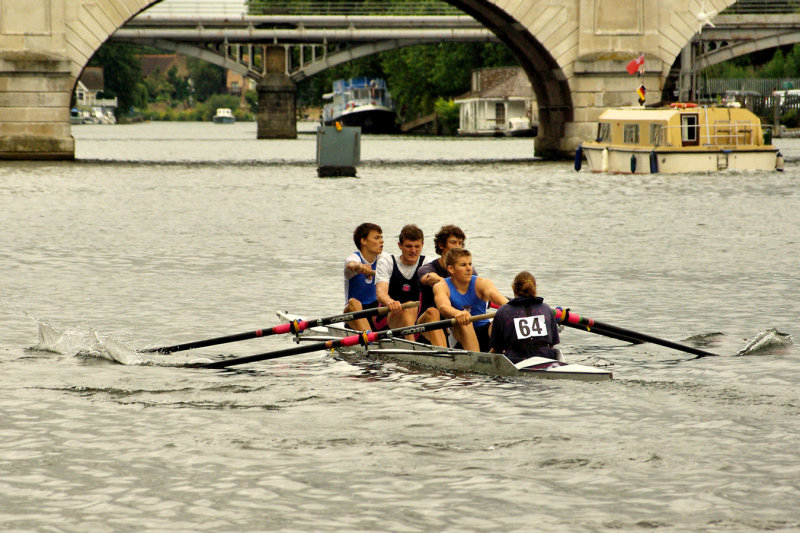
[554,307,718,358]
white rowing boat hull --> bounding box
[335,338,612,382]
[277,311,612,382]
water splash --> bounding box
[737,328,793,356]
[682,331,725,348]
[27,312,103,356]
[93,332,148,365]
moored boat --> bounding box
[280,312,612,382]
[577,103,783,173]
[322,78,397,134]
[213,108,235,124]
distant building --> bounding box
[454,67,538,137]
[71,66,117,124]
[139,54,189,79]
[226,70,256,96]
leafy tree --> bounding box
[88,42,147,114]
[704,43,800,79]
[434,97,459,134]
[188,59,227,102]
[145,68,173,102]
[167,65,191,101]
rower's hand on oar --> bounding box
[454,310,472,325]
[387,299,403,313]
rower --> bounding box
[343,222,384,331]
[375,224,447,345]
[418,224,478,316]
[488,271,561,362]
[433,248,508,352]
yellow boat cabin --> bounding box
[577,104,783,173]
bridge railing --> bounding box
[247,1,461,15]
[721,0,800,14]
[145,0,461,16]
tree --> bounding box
[88,42,147,114]
[188,59,227,102]
[167,65,191,102]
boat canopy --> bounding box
[593,105,766,149]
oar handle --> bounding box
[554,307,718,358]
[201,311,495,369]
[145,301,418,354]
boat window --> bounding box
[681,114,699,146]
[623,124,639,144]
[649,124,663,146]
[596,123,610,142]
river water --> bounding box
[2,121,799,532]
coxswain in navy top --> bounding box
[489,296,560,362]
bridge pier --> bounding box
[256,46,297,139]
[0,54,74,160]
[552,57,668,158]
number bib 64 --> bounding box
[513,315,548,339]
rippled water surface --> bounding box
[2,122,799,531]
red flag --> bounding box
[626,54,645,75]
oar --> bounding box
[144,301,418,354]
[553,307,718,358]
[201,312,496,369]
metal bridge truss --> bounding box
[691,14,800,69]
[113,15,496,83]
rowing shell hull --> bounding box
[335,337,612,382]
[276,312,611,382]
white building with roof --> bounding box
[454,67,537,137]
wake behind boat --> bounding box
[278,311,612,382]
[322,78,397,134]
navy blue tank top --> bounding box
[388,255,425,303]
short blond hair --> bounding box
[444,247,471,268]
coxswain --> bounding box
[489,271,561,362]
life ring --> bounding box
[670,102,698,109]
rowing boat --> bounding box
[278,312,612,382]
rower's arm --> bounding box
[477,278,509,307]
[420,271,443,286]
[376,281,402,312]
[346,261,374,275]
[433,281,463,320]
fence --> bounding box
[146,0,461,16]
[721,0,800,14]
